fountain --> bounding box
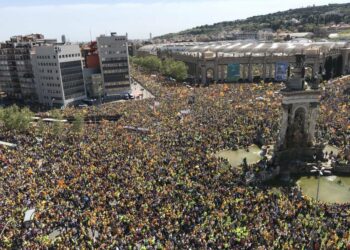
[272,55,325,175]
[215,55,350,201]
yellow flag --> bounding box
[27,168,33,175]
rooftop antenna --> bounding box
[89,28,92,43]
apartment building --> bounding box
[97,33,131,97]
[0,34,56,102]
[32,44,86,107]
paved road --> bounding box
[130,79,154,100]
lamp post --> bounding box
[0,218,15,239]
[51,98,55,109]
[310,161,332,202]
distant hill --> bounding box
[156,3,350,41]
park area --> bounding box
[0,69,349,248]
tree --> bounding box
[160,58,173,76]
[18,107,34,132]
[161,59,188,81]
[72,113,84,135]
[0,105,33,132]
[170,61,188,81]
[134,56,188,82]
[133,56,162,72]
[36,118,45,136]
[51,109,64,137]
[142,56,162,72]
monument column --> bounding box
[242,64,247,80]
[214,52,219,82]
[342,49,349,74]
[263,58,267,80]
[248,62,253,82]
[269,63,274,79]
[201,65,206,84]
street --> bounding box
[130,79,154,100]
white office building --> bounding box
[32,44,86,107]
[97,33,131,97]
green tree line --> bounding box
[158,3,350,39]
[0,106,84,136]
[0,105,34,132]
[132,56,188,81]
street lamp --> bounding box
[51,98,55,109]
[310,161,332,202]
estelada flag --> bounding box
[57,179,66,188]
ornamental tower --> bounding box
[274,55,324,170]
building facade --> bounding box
[97,33,131,97]
[0,43,22,99]
[81,41,102,99]
[83,68,103,99]
[0,34,55,102]
[139,41,350,84]
[32,44,86,107]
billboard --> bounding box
[227,63,240,82]
[275,62,288,81]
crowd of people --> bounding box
[318,77,350,162]
[0,69,349,248]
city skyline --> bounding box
[0,0,349,42]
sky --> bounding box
[0,0,349,42]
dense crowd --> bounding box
[0,69,349,249]
[318,77,350,162]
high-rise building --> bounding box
[0,42,22,99]
[0,34,55,102]
[97,33,130,97]
[32,44,86,107]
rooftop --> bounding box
[139,40,350,57]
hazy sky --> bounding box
[0,0,348,42]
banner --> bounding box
[227,63,240,82]
[275,62,288,81]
